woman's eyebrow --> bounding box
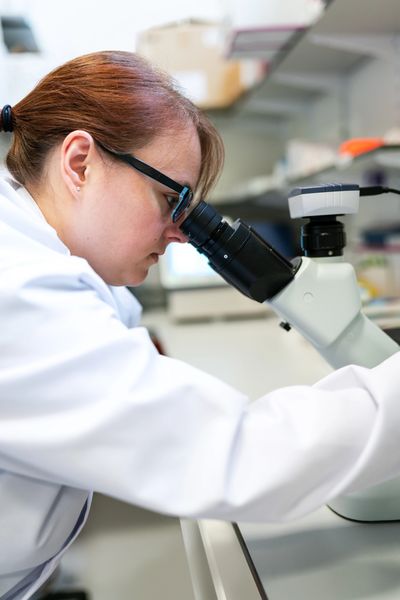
[158,176,193,191]
[156,181,179,193]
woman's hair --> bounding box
[0,50,224,198]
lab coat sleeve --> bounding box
[0,260,397,522]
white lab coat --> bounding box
[1,175,400,599]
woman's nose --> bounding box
[165,221,188,244]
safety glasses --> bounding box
[97,142,194,223]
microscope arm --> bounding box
[270,256,399,369]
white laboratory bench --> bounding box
[181,506,400,600]
[141,308,400,600]
[141,307,332,400]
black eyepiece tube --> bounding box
[180,201,300,303]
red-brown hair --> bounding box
[1,51,224,198]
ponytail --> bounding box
[0,105,13,132]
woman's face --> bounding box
[64,125,202,286]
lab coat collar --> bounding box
[0,174,143,326]
[0,175,71,256]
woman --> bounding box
[0,50,399,599]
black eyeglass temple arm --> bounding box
[96,141,184,194]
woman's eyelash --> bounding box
[165,195,179,208]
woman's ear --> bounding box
[60,130,94,196]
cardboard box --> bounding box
[136,20,246,109]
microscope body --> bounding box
[271,254,400,521]
[181,184,400,522]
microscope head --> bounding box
[288,184,360,219]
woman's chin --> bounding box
[103,269,148,288]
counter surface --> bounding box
[238,506,400,599]
[142,309,400,599]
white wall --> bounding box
[0,0,226,104]
[348,57,400,138]
[211,118,286,199]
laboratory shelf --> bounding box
[211,145,400,215]
[216,0,400,209]
[241,0,400,118]
[287,144,400,186]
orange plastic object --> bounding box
[339,138,384,157]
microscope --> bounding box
[180,183,400,522]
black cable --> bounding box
[359,186,400,196]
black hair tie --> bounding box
[1,105,13,132]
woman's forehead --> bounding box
[136,126,201,188]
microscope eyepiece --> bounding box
[179,201,226,248]
[180,201,299,303]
